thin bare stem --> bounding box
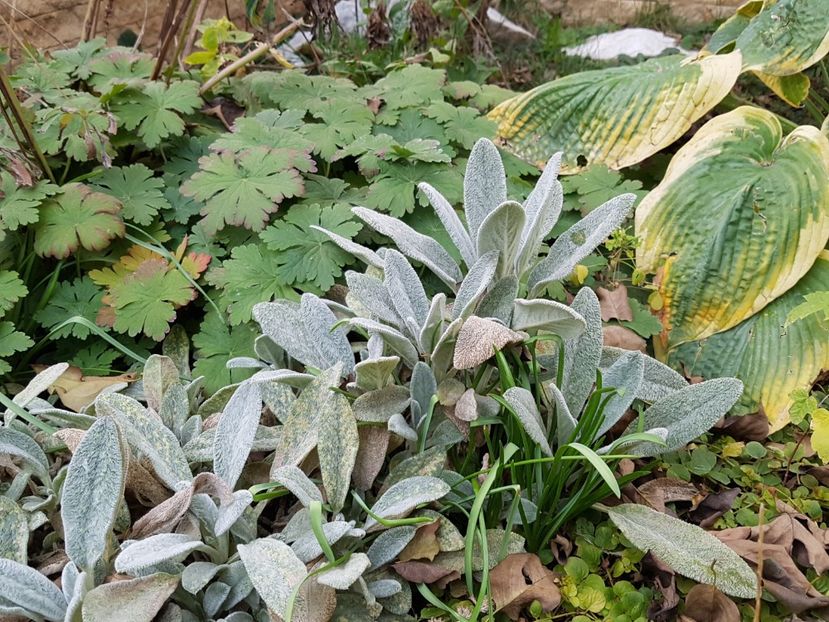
[753,502,765,622]
[81,0,102,41]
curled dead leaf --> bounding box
[33,364,137,412]
[398,520,441,562]
[489,553,561,619]
[597,284,633,322]
[602,325,646,352]
[679,584,739,622]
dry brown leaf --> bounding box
[489,553,561,619]
[352,426,390,491]
[393,560,455,584]
[399,520,441,562]
[679,584,739,622]
[597,284,633,322]
[53,428,85,453]
[637,478,698,513]
[131,486,194,539]
[690,488,739,528]
[713,411,769,441]
[34,365,137,412]
[602,325,646,352]
[453,316,526,370]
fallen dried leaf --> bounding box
[34,365,137,411]
[597,284,633,322]
[489,553,561,619]
[637,478,699,513]
[679,584,739,622]
[392,560,454,584]
[398,520,440,562]
[602,325,646,352]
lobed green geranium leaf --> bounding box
[112,80,201,148]
[92,164,170,226]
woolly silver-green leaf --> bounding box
[82,573,179,622]
[561,288,602,416]
[310,225,384,270]
[476,201,525,279]
[270,465,324,507]
[606,503,756,598]
[213,381,263,490]
[346,272,402,327]
[503,387,552,456]
[366,526,417,568]
[387,413,418,442]
[318,389,359,512]
[291,521,354,563]
[0,497,28,564]
[547,382,577,448]
[115,534,206,575]
[597,350,644,436]
[464,138,507,241]
[0,557,67,621]
[516,153,563,275]
[345,318,419,366]
[529,194,635,295]
[353,385,411,423]
[365,476,450,530]
[0,427,50,482]
[354,356,400,392]
[62,416,126,572]
[624,378,744,456]
[182,561,223,594]
[317,553,371,589]
[511,298,585,339]
[477,276,519,325]
[143,355,180,412]
[600,346,688,402]
[453,251,499,321]
[238,538,307,618]
[418,181,475,267]
[9,362,69,410]
[384,250,429,330]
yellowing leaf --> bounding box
[35,364,137,412]
[488,53,741,172]
[811,407,829,464]
[637,107,829,348]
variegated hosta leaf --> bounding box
[365,476,450,530]
[711,0,829,75]
[213,381,263,490]
[238,538,307,618]
[95,392,192,489]
[82,573,179,622]
[0,497,28,563]
[502,387,552,456]
[488,53,742,172]
[637,106,829,348]
[253,294,354,376]
[605,503,756,598]
[623,378,743,456]
[669,251,829,430]
[0,557,67,621]
[62,416,127,572]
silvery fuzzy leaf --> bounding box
[410,363,436,430]
[430,317,464,379]
[318,389,359,512]
[453,389,478,422]
[204,581,231,618]
[452,316,525,370]
[418,182,476,267]
[365,476,450,530]
[162,325,190,377]
[606,503,756,598]
[366,526,417,568]
[96,393,191,489]
[238,538,307,618]
[143,355,180,412]
[452,251,499,321]
[477,276,519,325]
[316,553,371,589]
[215,490,253,537]
[271,365,342,472]
[213,382,263,490]
[82,573,179,622]
[158,385,189,441]
[280,508,311,543]
[516,153,563,275]
[0,557,67,621]
[310,225,384,270]
[9,362,69,410]
[476,200,525,279]
[225,357,267,369]
[346,272,402,327]
[367,334,385,360]
[425,419,465,449]
[63,568,86,622]
[377,576,413,616]
[345,318,419,366]
[597,350,644,436]
[180,415,202,447]
[60,559,79,603]
[198,384,239,418]
[383,250,429,330]
[547,382,577,448]
[528,193,635,294]
[351,207,461,287]
[219,613,254,622]
[32,407,96,430]
[353,426,390,492]
[353,386,410,423]
[387,413,417,442]
[253,335,284,367]
[184,425,280,463]
[291,521,354,563]
[182,561,223,594]
[62,416,127,572]
[248,369,313,388]
[561,288,602,416]
[418,293,447,353]
[600,347,687,402]
[218,561,253,610]
[511,298,586,339]
[115,534,206,575]
[464,138,507,241]
[269,466,324,507]
[252,294,354,376]
[439,529,526,573]
[355,357,400,392]
[624,378,743,456]
[601,427,668,455]
[0,497,28,564]
[503,387,552,456]
[383,446,447,491]
[368,579,402,599]
[0,426,50,482]
[261,380,295,423]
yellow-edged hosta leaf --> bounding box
[487,53,741,173]
[754,71,810,106]
[637,106,829,348]
[705,1,764,54]
[668,252,829,431]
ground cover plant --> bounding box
[1,1,828,621]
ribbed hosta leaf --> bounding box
[488,53,741,172]
[669,252,829,430]
[712,0,829,75]
[606,503,756,598]
[637,106,829,348]
[62,416,127,572]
